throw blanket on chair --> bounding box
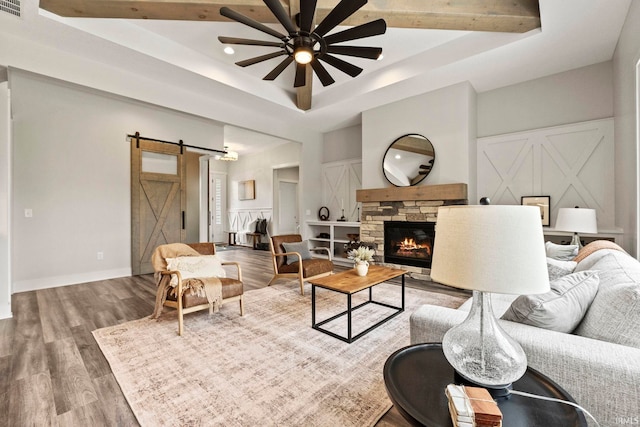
[151,243,223,319]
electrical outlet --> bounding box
[97,252,104,260]
[306,209,311,216]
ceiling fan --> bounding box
[218,0,386,90]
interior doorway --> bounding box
[278,181,298,234]
[273,166,299,235]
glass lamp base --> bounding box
[453,371,513,399]
[443,291,527,390]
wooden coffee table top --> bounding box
[308,265,407,294]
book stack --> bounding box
[445,384,503,427]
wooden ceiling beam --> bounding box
[39,0,540,33]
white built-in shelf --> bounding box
[306,221,361,266]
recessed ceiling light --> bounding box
[395,154,401,159]
[224,46,235,55]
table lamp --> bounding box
[431,205,549,395]
[554,207,597,249]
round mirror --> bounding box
[382,134,435,187]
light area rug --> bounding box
[93,282,467,427]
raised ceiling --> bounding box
[1,0,632,135]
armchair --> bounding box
[268,234,334,295]
[151,242,244,336]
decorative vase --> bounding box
[355,261,369,276]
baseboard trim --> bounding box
[13,268,133,293]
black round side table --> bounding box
[384,343,588,427]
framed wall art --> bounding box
[238,180,255,200]
[521,196,550,226]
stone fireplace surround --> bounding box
[356,183,468,280]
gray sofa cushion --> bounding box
[574,250,640,348]
[547,257,577,281]
[545,241,579,260]
[501,270,599,333]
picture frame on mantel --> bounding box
[521,196,550,226]
[238,180,255,200]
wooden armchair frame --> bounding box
[156,243,244,336]
[268,235,334,295]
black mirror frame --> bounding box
[382,133,435,187]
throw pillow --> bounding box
[165,255,226,286]
[547,257,577,281]
[501,270,599,333]
[545,241,579,261]
[282,240,312,265]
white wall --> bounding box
[323,125,362,163]
[0,81,11,318]
[226,142,301,212]
[10,70,225,292]
[362,81,477,202]
[477,61,614,137]
[613,0,640,257]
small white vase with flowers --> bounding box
[347,246,375,276]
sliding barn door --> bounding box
[131,138,186,275]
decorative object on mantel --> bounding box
[348,246,375,276]
[521,195,551,226]
[431,205,549,396]
[554,206,598,249]
[318,206,330,221]
[382,134,436,187]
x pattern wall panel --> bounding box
[322,160,362,222]
[478,118,614,228]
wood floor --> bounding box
[0,246,469,426]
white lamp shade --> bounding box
[555,208,597,234]
[431,205,549,295]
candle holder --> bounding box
[337,209,347,222]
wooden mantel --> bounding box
[356,183,467,203]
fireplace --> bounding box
[384,221,435,268]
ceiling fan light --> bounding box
[294,46,313,64]
[224,46,235,55]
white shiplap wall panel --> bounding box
[478,118,614,229]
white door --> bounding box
[278,181,298,234]
[210,172,227,243]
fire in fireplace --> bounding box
[384,221,435,268]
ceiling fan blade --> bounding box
[264,56,294,80]
[299,0,318,33]
[313,0,367,37]
[218,36,285,48]
[263,0,297,35]
[326,46,382,60]
[310,59,335,87]
[318,54,362,77]
[220,6,288,41]
[324,19,387,45]
[294,63,307,88]
[236,51,287,67]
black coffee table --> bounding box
[384,343,588,427]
